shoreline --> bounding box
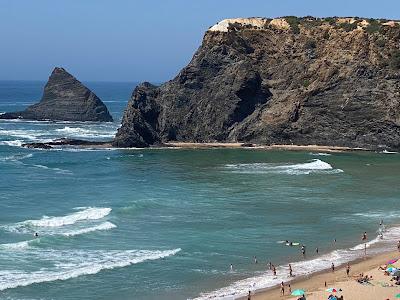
[22,139,374,153]
[244,250,400,300]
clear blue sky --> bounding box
[1,0,399,82]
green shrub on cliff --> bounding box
[338,22,358,32]
[390,50,400,69]
[285,16,300,34]
[305,39,317,49]
[366,19,382,33]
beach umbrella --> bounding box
[395,293,400,298]
[326,288,337,293]
[388,259,398,264]
[388,264,395,268]
[291,289,305,296]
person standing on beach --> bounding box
[273,265,277,276]
[362,231,367,255]
[331,262,335,272]
[288,283,292,294]
[289,264,293,277]
[247,290,251,300]
[397,241,400,252]
[280,281,285,295]
[346,263,350,276]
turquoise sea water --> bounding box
[0,81,400,300]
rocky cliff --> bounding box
[0,67,113,122]
[114,17,400,150]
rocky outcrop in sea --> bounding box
[0,67,113,122]
[113,17,400,150]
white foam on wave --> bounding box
[5,208,112,232]
[224,159,343,175]
[0,153,33,162]
[31,164,73,175]
[0,140,24,147]
[55,126,115,139]
[0,240,31,251]
[62,222,116,237]
[194,226,400,300]
[0,248,181,291]
[309,152,332,156]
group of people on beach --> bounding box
[244,221,394,299]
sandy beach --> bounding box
[248,251,400,300]
[162,142,368,153]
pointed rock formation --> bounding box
[0,67,113,122]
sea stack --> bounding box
[114,17,400,150]
[0,67,113,122]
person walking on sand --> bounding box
[331,262,335,272]
[289,263,293,277]
[280,281,285,295]
[346,263,350,276]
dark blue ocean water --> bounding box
[0,81,400,300]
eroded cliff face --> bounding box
[114,17,400,150]
[0,67,113,122]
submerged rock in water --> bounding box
[0,67,113,122]
[114,17,400,150]
[22,138,112,149]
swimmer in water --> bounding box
[34,232,39,238]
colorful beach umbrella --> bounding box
[388,259,398,264]
[326,288,337,293]
[291,289,305,296]
[387,267,397,272]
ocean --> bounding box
[0,81,399,300]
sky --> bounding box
[1,0,400,82]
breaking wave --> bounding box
[5,207,112,233]
[0,248,181,291]
[224,159,343,175]
[61,222,117,237]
